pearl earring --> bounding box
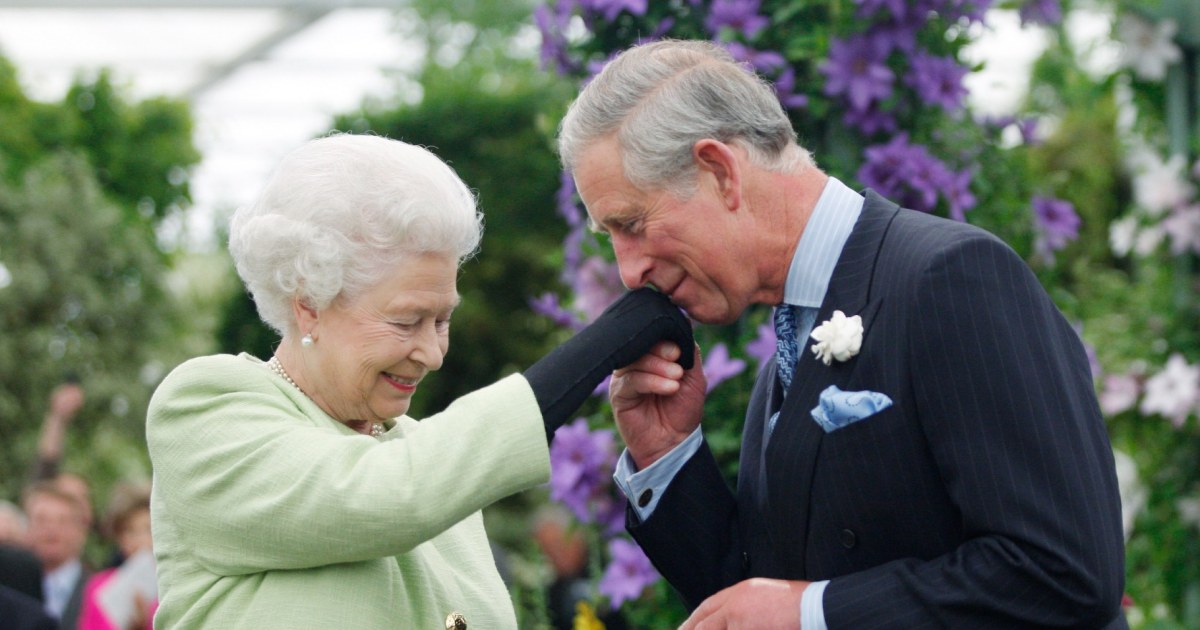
[301,334,314,347]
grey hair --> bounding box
[228,134,482,336]
[559,39,812,196]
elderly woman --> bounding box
[146,134,692,629]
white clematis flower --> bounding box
[1117,14,1182,81]
[1113,449,1147,541]
[1133,154,1194,216]
[1109,216,1138,257]
[1139,353,1200,428]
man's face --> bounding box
[573,136,754,325]
[25,493,87,571]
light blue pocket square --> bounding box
[810,385,893,433]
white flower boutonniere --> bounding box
[810,310,863,365]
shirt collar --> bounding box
[782,176,864,308]
[46,557,81,585]
[43,558,81,615]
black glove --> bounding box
[525,288,695,440]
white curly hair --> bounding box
[228,133,482,336]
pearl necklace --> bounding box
[267,356,386,438]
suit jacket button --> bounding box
[637,489,653,508]
[445,612,467,629]
[839,528,857,549]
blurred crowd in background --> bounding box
[1,382,154,630]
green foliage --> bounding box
[0,55,199,502]
[1022,3,1200,625]
[62,75,199,223]
[0,65,197,231]
[0,153,178,497]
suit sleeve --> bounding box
[626,439,746,609]
[823,235,1126,628]
[147,356,550,576]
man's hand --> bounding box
[39,382,85,463]
[680,578,810,630]
[609,341,706,469]
[48,382,85,423]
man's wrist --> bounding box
[631,440,685,470]
[615,428,704,521]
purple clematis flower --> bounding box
[859,134,916,194]
[592,373,612,398]
[980,113,1016,129]
[723,42,787,73]
[866,21,920,55]
[572,256,625,323]
[598,538,660,608]
[580,0,648,21]
[942,0,994,24]
[773,67,810,110]
[1017,117,1040,145]
[705,0,770,40]
[585,51,621,85]
[561,225,588,287]
[1018,0,1063,26]
[549,418,617,524]
[905,154,954,212]
[745,321,777,368]
[978,115,1041,145]
[944,168,976,222]
[843,105,897,135]
[556,171,582,228]
[1032,195,1081,261]
[593,492,628,536]
[821,36,895,112]
[858,134,953,213]
[704,343,747,392]
[854,0,908,21]
[530,292,584,330]
[534,1,575,75]
[906,52,969,112]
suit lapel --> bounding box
[761,191,899,576]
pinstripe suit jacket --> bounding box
[629,192,1129,628]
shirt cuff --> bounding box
[612,427,703,521]
[800,580,829,630]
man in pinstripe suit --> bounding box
[559,40,1128,628]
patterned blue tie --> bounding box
[768,304,818,440]
[774,304,799,389]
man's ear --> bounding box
[292,296,320,340]
[693,139,742,211]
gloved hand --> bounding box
[524,288,695,439]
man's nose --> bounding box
[613,236,650,289]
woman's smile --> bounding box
[382,372,418,393]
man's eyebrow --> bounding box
[587,214,606,234]
[588,208,639,235]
